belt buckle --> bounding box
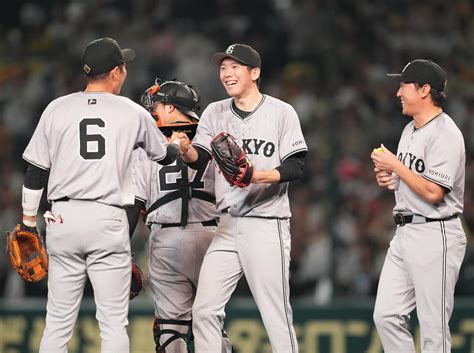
[395,213,405,226]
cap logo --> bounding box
[226,45,236,54]
[83,64,91,74]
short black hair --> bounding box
[414,82,446,107]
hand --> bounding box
[371,144,399,173]
[374,167,399,190]
[171,132,191,155]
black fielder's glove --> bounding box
[130,260,144,300]
[210,132,254,187]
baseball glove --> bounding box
[210,132,254,187]
[7,223,48,282]
[130,260,144,300]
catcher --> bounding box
[126,79,233,353]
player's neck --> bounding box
[233,89,263,112]
[84,81,117,94]
[412,106,443,128]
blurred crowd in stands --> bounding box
[1,0,473,302]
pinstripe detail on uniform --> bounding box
[440,220,447,353]
[230,95,266,120]
[22,157,50,171]
[277,219,296,353]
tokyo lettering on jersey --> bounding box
[394,112,465,218]
[193,95,307,218]
[132,148,217,224]
[23,92,169,207]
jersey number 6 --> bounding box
[79,118,106,160]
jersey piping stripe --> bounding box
[22,157,50,171]
[230,95,266,120]
[440,220,447,353]
[135,196,146,203]
[277,219,297,353]
[193,142,212,155]
[422,175,453,191]
[411,112,444,133]
[281,148,309,162]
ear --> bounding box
[251,67,261,82]
[420,84,432,98]
[167,104,176,114]
[109,66,121,80]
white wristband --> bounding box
[172,139,181,147]
[22,186,44,217]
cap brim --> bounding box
[122,48,136,63]
[211,52,231,66]
[211,52,250,67]
[386,73,402,80]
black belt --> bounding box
[394,213,459,226]
[53,197,70,202]
[160,220,218,229]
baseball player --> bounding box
[20,37,185,353]
[180,43,308,353]
[371,59,466,353]
[128,79,233,353]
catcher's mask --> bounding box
[141,79,201,139]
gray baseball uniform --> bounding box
[132,148,234,353]
[191,95,307,353]
[374,112,466,353]
[23,91,169,353]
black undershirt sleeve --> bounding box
[275,151,307,183]
[24,163,49,190]
[158,144,180,165]
[125,198,146,239]
[185,145,211,170]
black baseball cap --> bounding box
[211,44,261,68]
[386,59,447,91]
[81,37,136,77]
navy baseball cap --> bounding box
[81,37,136,77]
[386,59,447,91]
[211,44,261,68]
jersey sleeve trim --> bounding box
[193,143,212,155]
[422,175,453,192]
[281,148,308,162]
[135,196,146,203]
[22,156,50,171]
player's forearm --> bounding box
[181,145,199,163]
[394,164,445,204]
[251,169,281,184]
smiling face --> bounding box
[396,82,427,116]
[219,58,260,98]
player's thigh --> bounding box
[374,232,416,316]
[149,237,194,319]
[195,248,243,308]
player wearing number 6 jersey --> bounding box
[21,38,183,353]
[128,79,233,353]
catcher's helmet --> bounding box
[141,79,201,139]
[141,79,201,121]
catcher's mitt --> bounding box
[210,132,254,187]
[7,223,48,282]
[130,260,144,300]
